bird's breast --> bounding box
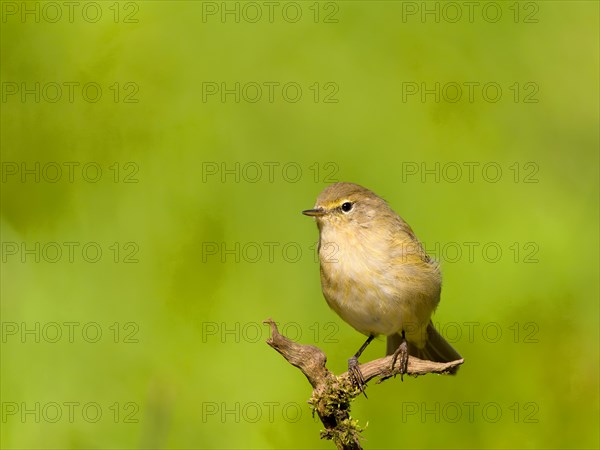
[317,225,440,340]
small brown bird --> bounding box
[303,182,461,388]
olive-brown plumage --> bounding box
[303,182,460,385]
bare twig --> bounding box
[264,318,464,450]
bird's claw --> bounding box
[348,356,368,398]
[391,339,409,381]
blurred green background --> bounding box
[1,1,598,449]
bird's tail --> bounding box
[386,322,462,373]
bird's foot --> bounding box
[348,356,368,398]
[391,339,409,381]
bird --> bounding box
[302,182,461,389]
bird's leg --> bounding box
[348,335,374,396]
[391,330,409,381]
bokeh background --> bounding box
[1,1,598,449]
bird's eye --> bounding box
[341,202,353,213]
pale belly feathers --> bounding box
[318,226,440,347]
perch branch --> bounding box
[264,318,464,450]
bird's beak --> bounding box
[302,208,326,217]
